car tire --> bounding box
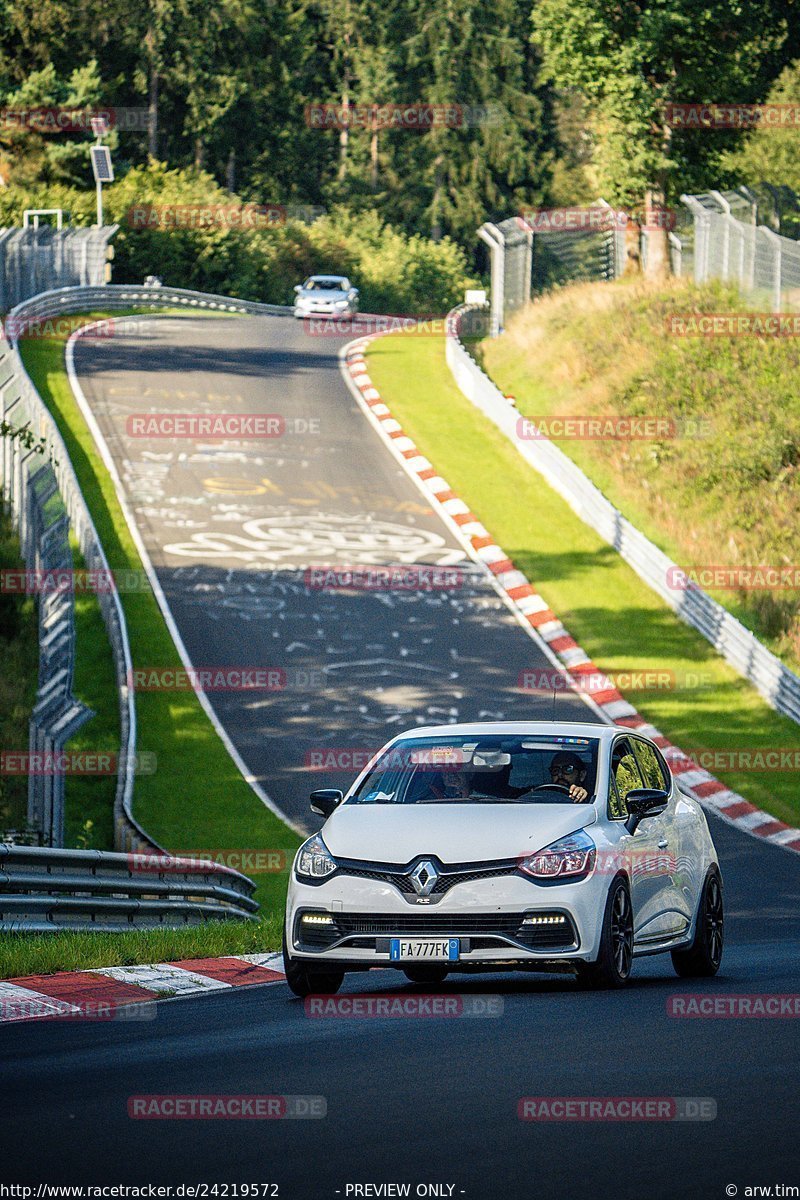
[575,876,634,989]
[402,966,449,985]
[283,932,345,998]
[671,867,724,978]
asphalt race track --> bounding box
[2,812,800,1199]
[2,314,798,1199]
[70,313,590,828]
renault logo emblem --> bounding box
[409,860,439,896]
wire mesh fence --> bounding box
[482,185,800,326]
[680,191,800,310]
[0,354,93,846]
[0,225,117,312]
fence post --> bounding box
[478,223,505,336]
[710,191,731,281]
[760,228,782,312]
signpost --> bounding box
[89,117,113,226]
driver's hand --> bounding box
[569,784,589,803]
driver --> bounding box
[548,752,590,803]
[428,767,473,800]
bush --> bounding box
[0,162,476,314]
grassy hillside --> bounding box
[479,277,800,673]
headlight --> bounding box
[295,834,337,880]
[334,298,349,309]
[519,830,595,881]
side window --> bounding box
[632,738,667,791]
[607,738,645,819]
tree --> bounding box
[721,59,800,197]
[398,0,550,244]
[0,60,108,188]
[532,0,786,276]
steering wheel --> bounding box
[529,783,571,795]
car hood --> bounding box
[321,804,597,865]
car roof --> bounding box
[306,274,347,283]
[390,721,620,742]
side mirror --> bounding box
[293,284,302,293]
[625,788,669,834]
[310,788,343,818]
[349,288,358,298]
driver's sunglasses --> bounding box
[551,762,579,775]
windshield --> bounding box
[304,277,346,291]
[347,735,599,805]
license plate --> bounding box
[389,938,460,962]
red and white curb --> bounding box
[0,952,286,1025]
[341,337,800,856]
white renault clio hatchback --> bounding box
[284,722,724,994]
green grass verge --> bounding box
[0,915,283,981]
[16,310,301,927]
[365,333,800,827]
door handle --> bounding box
[657,839,668,849]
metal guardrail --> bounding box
[3,283,291,864]
[9,282,290,326]
[0,844,258,931]
[446,305,800,726]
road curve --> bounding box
[2,314,799,1198]
[71,313,590,828]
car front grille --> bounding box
[295,910,578,952]
[335,859,519,898]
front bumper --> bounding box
[286,872,608,967]
[294,301,352,316]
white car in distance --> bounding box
[292,274,359,318]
